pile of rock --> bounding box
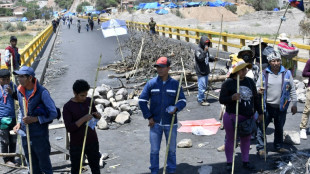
[88,84,140,130]
[295,79,308,103]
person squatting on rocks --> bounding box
[300,59,310,139]
[13,66,58,174]
[194,36,216,106]
[219,59,263,172]
[63,79,101,174]
[149,17,156,34]
[256,50,298,157]
[139,57,186,174]
[0,69,18,166]
[4,36,21,70]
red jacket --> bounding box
[5,46,19,68]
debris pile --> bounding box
[295,79,307,103]
[274,151,310,174]
[88,83,140,130]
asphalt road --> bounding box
[1,18,310,174]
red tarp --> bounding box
[177,118,221,135]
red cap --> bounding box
[154,57,170,67]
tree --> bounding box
[76,2,91,13]
[96,0,119,9]
[246,0,278,11]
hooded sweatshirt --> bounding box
[194,36,215,76]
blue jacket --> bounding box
[262,66,292,112]
[0,82,17,120]
[17,79,57,137]
[139,76,186,125]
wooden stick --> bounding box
[114,27,125,62]
[231,74,240,174]
[163,73,183,174]
[0,162,27,169]
[132,37,145,77]
[23,98,32,174]
[79,54,102,174]
[181,57,190,96]
[206,14,224,99]
[273,3,290,48]
[259,38,267,161]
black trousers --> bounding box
[70,142,100,174]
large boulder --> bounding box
[120,104,131,112]
[107,90,114,100]
[115,111,130,124]
[296,81,305,90]
[284,131,300,145]
[95,99,111,107]
[116,88,128,98]
[95,104,104,113]
[97,118,108,130]
[177,139,192,148]
[128,99,139,106]
[88,89,101,98]
[115,95,124,102]
[103,107,120,121]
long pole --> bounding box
[11,57,24,167]
[181,57,190,96]
[163,73,183,174]
[206,14,223,99]
[259,38,267,161]
[23,98,32,174]
[273,3,290,48]
[79,54,102,174]
[231,74,239,174]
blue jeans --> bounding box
[256,104,287,151]
[22,135,52,174]
[197,75,208,103]
[150,123,177,174]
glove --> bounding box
[88,117,99,130]
[166,106,177,114]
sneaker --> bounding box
[300,129,307,140]
[277,148,290,153]
[199,101,210,106]
[257,150,267,159]
[242,162,256,171]
[217,145,225,152]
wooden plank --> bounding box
[48,123,65,130]
[0,162,27,169]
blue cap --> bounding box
[13,66,35,77]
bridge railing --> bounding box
[80,16,309,63]
[1,25,53,69]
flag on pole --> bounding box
[289,0,304,11]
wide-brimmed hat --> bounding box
[237,46,254,59]
[231,60,252,74]
[248,37,267,46]
[277,33,289,41]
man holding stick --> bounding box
[13,66,57,174]
[139,57,186,174]
[256,51,297,157]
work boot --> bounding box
[199,101,210,106]
[242,162,256,172]
[217,145,225,152]
[277,148,290,153]
[257,150,267,159]
[300,129,307,140]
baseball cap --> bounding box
[154,57,171,68]
[13,66,35,77]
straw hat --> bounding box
[231,60,252,74]
[248,37,266,46]
[277,33,289,41]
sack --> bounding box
[237,118,257,137]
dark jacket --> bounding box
[194,36,215,76]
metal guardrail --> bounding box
[81,16,309,63]
[1,25,53,69]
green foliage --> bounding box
[225,5,237,14]
[0,8,13,16]
[4,23,12,30]
[246,0,278,11]
[76,2,91,13]
[55,0,74,9]
[96,0,118,9]
[17,22,26,31]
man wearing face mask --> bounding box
[194,36,216,106]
